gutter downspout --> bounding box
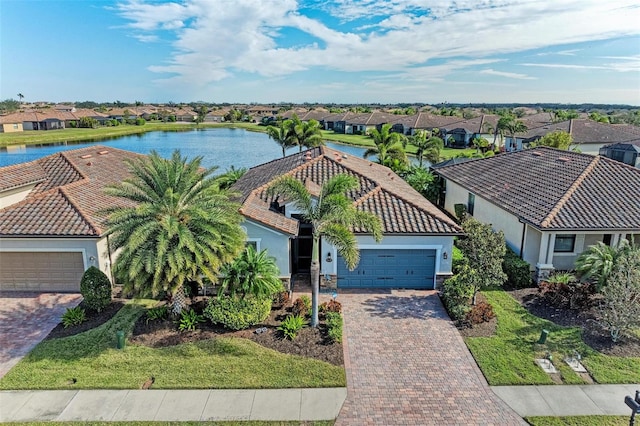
[106,234,116,286]
[519,220,526,258]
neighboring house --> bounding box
[232,147,463,290]
[599,141,640,168]
[0,114,24,133]
[434,147,640,281]
[0,146,145,292]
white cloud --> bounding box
[115,0,640,87]
[480,69,536,80]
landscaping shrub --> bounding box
[539,272,594,310]
[272,290,290,308]
[203,295,272,330]
[454,203,467,222]
[451,245,466,274]
[441,271,473,322]
[320,299,342,314]
[292,296,311,317]
[464,301,496,325]
[80,266,112,312]
[135,118,146,126]
[177,309,204,332]
[61,306,86,328]
[502,247,533,288]
[325,312,343,343]
[146,305,168,323]
[278,314,306,340]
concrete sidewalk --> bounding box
[0,388,347,422]
[492,384,640,417]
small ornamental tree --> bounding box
[457,218,507,304]
[596,248,640,342]
[80,266,112,312]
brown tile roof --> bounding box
[0,161,47,192]
[0,146,145,237]
[233,147,462,236]
[435,147,640,231]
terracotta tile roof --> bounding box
[0,146,145,237]
[0,160,47,192]
[435,147,640,231]
[233,147,462,236]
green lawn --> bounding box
[465,290,640,385]
[524,416,629,425]
[0,300,345,390]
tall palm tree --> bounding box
[266,119,296,157]
[498,115,528,150]
[364,123,408,167]
[268,174,383,327]
[104,150,245,313]
[17,93,24,103]
[290,115,323,152]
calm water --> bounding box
[0,128,371,169]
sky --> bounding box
[1,0,640,105]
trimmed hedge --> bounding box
[80,266,112,312]
[203,295,271,330]
[452,245,466,274]
[502,247,533,288]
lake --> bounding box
[0,128,372,169]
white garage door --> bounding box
[0,252,84,292]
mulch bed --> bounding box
[509,287,640,358]
[456,292,498,338]
[45,297,344,366]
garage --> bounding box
[337,249,436,289]
[0,252,84,292]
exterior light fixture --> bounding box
[443,251,448,260]
[326,252,333,263]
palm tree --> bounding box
[266,119,296,157]
[104,150,245,313]
[498,115,528,150]
[17,93,24,103]
[268,174,383,327]
[215,166,247,190]
[575,240,630,290]
[218,246,283,299]
[290,115,323,152]
[364,123,408,167]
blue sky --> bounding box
[1,0,639,105]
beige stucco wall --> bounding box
[0,123,24,133]
[0,184,37,209]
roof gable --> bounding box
[435,147,640,231]
[233,147,462,235]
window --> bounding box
[554,234,576,253]
[467,193,475,215]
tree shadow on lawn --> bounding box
[361,292,448,321]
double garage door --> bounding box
[337,249,436,289]
[0,252,84,292]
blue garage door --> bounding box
[337,249,436,289]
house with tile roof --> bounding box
[0,146,145,292]
[434,147,640,281]
[599,141,640,168]
[232,146,463,290]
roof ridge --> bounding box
[540,155,600,228]
[353,185,382,206]
[58,150,92,182]
[57,186,102,235]
[380,185,460,229]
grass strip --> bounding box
[464,290,640,385]
[0,300,345,390]
[524,415,629,425]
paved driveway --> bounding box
[336,289,525,426]
[0,292,82,378]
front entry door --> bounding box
[292,215,313,273]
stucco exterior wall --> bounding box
[0,184,37,209]
[523,225,542,268]
[0,123,23,133]
[242,220,291,277]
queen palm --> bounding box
[364,123,408,167]
[268,174,383,327]
[266,119,296,157]
[104,150,245,313]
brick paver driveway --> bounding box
[0,292,82,378]
[336,289,524,425]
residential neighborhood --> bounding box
[2,0,640,424]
